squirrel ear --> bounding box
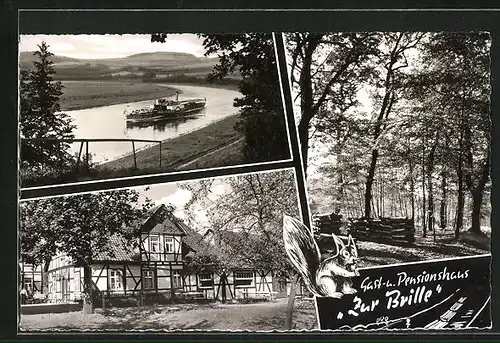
[347,234,359,257]
[331,233,345,257]
[347,234,355,247]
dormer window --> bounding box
[165,237,174,253]
[150,236,160,252]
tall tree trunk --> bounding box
[455,162,464,239]
[337,152,345,211]
[427,139,438,238]
[470,190,483,233]
[296,37,317,178]
[285,273,300,330]
[455,50,469,239]
[364,149,378,218]
[440,169,447,230]
[42,260,50,294]
[469,149,490,233]
[364,34,410,218]
[422,147,427,238]
[82,265,94,314]
[428,179,435,240]
[298,120,311,177]
[410,164,415,221]
[380,174,385,217]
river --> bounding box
[66,84,241,164]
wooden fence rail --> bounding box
[347,217,415,246]
[22,138,163,172]
[314,213,343,235]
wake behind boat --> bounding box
[125,92,206,123]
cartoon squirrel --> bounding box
[283,215,360,298]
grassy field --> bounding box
[59,81,179,111]
[19,298,317,332]
[176,138,245,170]
[96,114,244,177]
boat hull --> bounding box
[126,104,205,123]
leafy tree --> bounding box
[286,32,380,176]
[182,254,222,276]
[181,170,302,329]
[200,34,290,162]
[431,33,490,235]
[295,32,491,243]
[19,190,150,314]
[362,32,425,218]
[20,42,75,174]
[408,32,491,236]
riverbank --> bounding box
[20,111,245,188]
[149,80,240,92]
[97,114,244,177]
[59,81,179,111]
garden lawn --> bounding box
[19,298,317,332]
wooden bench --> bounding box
[183,291,205,300]
[253,291,278,301]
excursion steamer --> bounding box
[126,92,206,123]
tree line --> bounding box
[287,32,491,238]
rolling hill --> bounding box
[19,51,224,81]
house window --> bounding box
[172,272,182,288]
[150,236,160,253]
[199,272,213,288]
[109,269,123,291]
[164,237,174,253]
[143,270,155,289]
[234,270,254,287]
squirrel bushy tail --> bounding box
[283,215,322,296]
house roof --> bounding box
[93,205,189,263]
[180,223,212,257]
[93,234,140,262]
[142,204,187,236]
[89,205,260,270]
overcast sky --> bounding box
[133,177,227,230]
[19,34,207,59]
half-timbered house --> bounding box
[41,204,283,304]
[182,228,282,301]
[19,259,44,294]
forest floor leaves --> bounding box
[357,229,489,268]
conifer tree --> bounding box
[20,41,75,173]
